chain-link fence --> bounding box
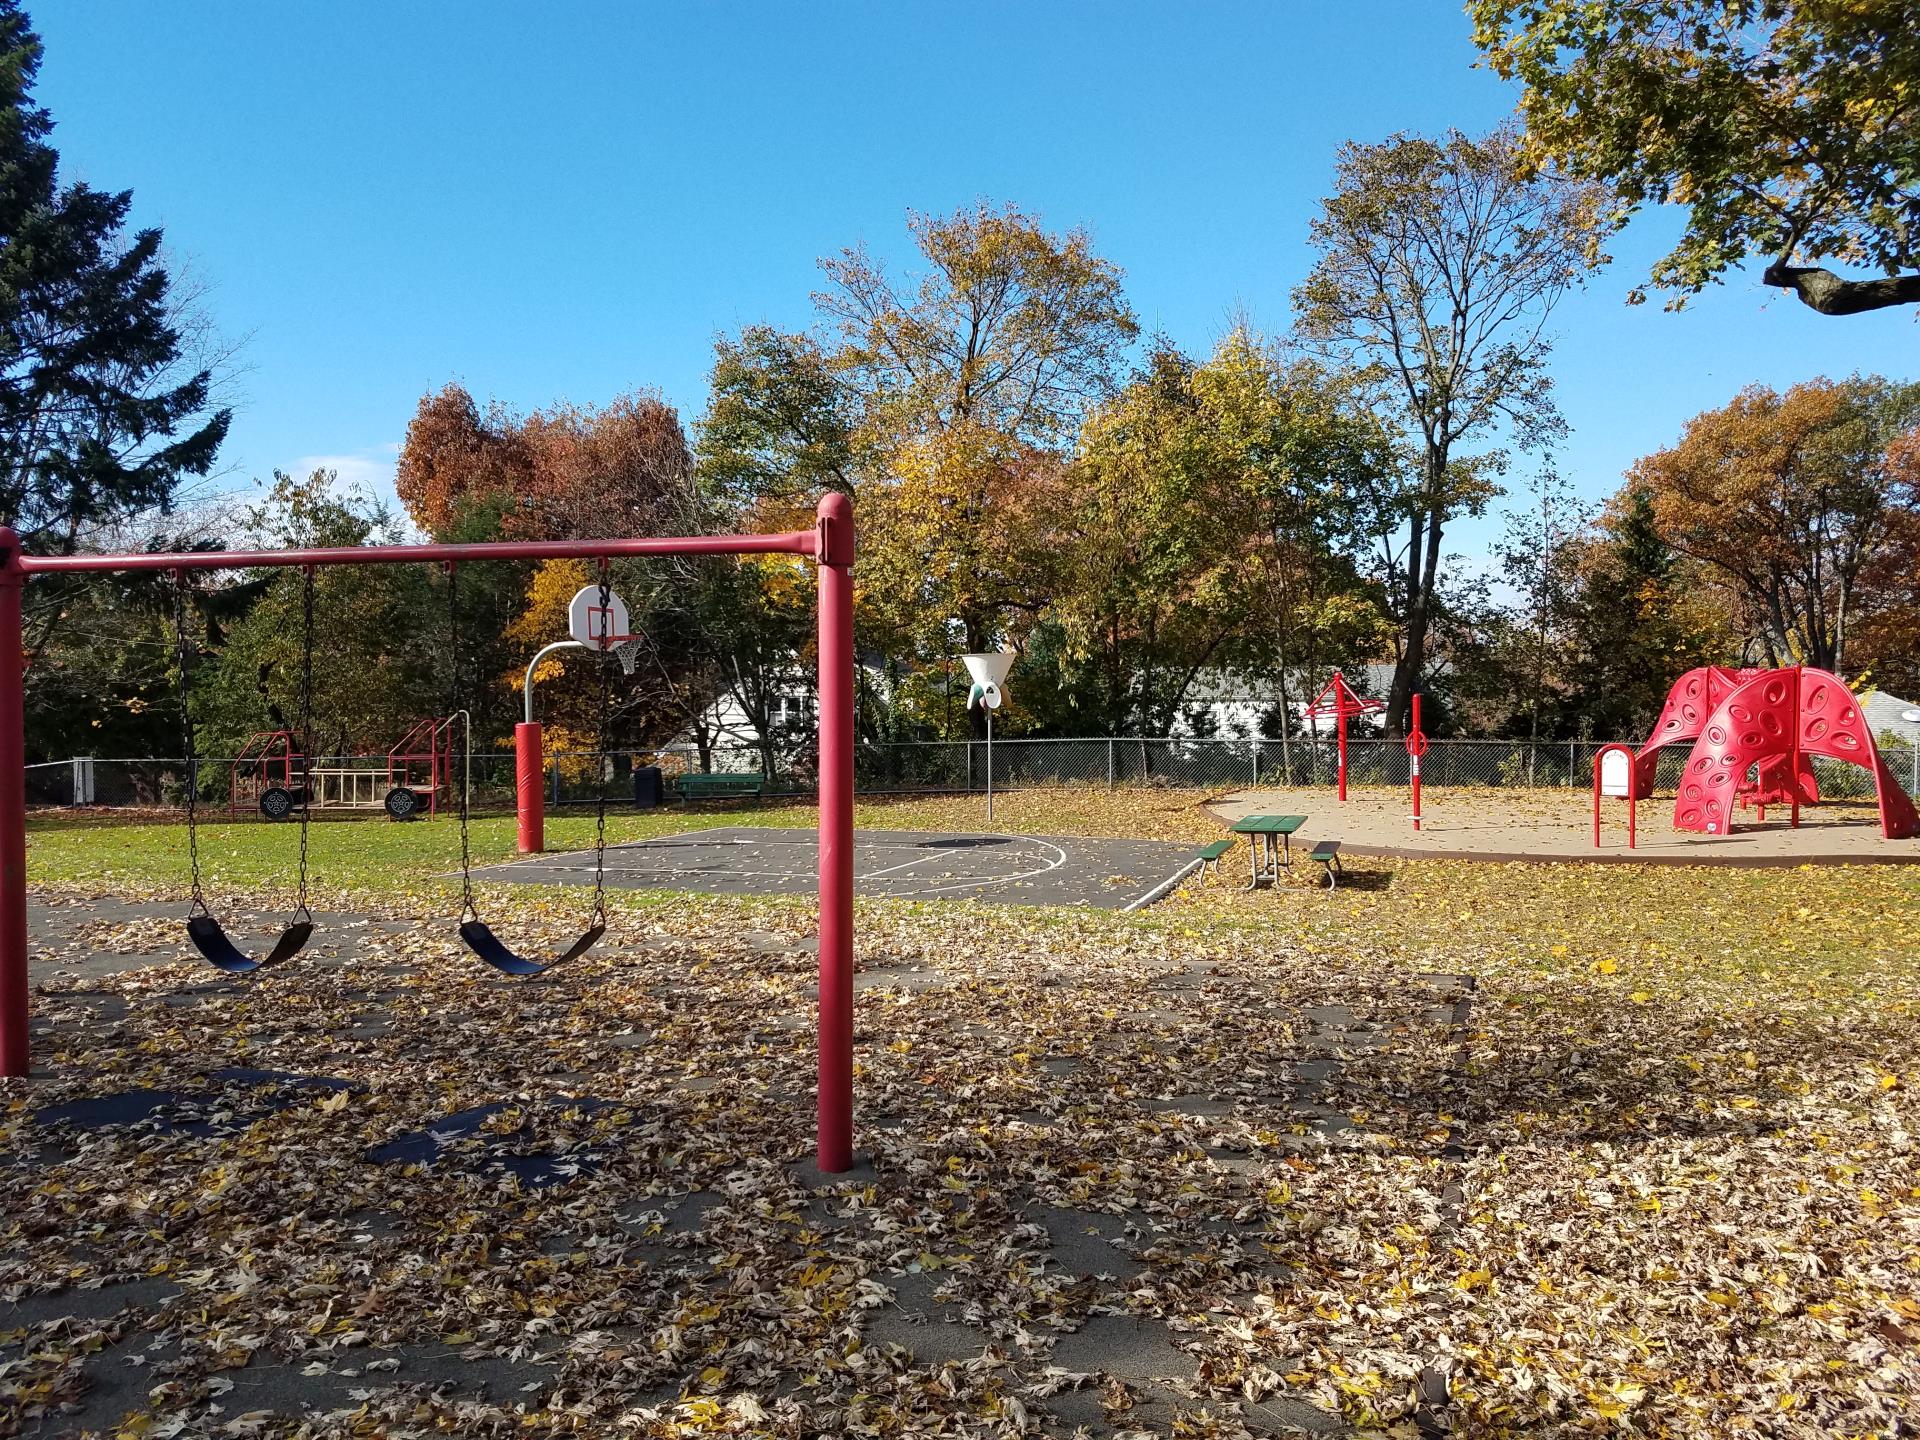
[29,732,1920,811]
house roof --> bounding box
[1863,689,1920,738]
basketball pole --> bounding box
[518,639,588,854]
[815,493,856,1174]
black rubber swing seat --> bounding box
[186,914,314,975]
[459,919,604,977]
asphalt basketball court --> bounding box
[467,826,1202,910]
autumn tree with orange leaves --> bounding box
[1630,377,1920,676]
[395,384,697,542]
[393,384,708,752]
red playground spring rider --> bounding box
[1611,665,1917,841]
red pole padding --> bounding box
[0,529,26,1076]
[515,721,544,854]
[1336,712,1348,803]
[815,493,856,1173]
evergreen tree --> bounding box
[0,0,227,553]
[1559,487,1731,740]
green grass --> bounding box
[29,790,1920,1010]
[27,806,798,894]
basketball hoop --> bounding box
[566,583,643,675]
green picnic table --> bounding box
[1230,814,1308,888]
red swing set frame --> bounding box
[0,493,859,1173]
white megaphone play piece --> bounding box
[961,651,1014,819]
[962,650,1012,710]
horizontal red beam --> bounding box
[10,529,821,574]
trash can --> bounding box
[633,764,663,809]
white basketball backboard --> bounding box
[568,584,631,649]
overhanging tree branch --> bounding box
[1762,261,1920,316]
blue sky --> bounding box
[36,1,1919,559]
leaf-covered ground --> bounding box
[3,791,1917,1437]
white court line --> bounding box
[1122,855,1205,911]
[477,833,1071,896]
[888,837,1068,897]
[855,853,942,880]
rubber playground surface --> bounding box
[467,825,1203,907]
[1211,786,1920,865]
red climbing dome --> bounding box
[1658,665,1918,840]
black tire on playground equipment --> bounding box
[384,786,422,821]
[258,786,296,821]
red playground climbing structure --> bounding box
[1628,665,1917,840]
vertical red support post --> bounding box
[814,493,855,1173]
[1408,693,1423,831]
[0,528,26,1076]
[1336,711,1348,803]
[515,721,544,854]
[1789,664,1803,830]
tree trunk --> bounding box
[1275,653,1292,786]
[1388,481,1447,739]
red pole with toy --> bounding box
[1407,692,1427,831]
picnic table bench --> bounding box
[1309,839,1342,889]
[1196,838,1234,877]
[675,772,766,804]
[1229,813,1307,888]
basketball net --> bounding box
[586,604,641,677]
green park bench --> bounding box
[1196,838,1234,877]
[1309,839,1343,890]
[676,772,767,805]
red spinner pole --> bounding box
[1336,709,1349,803]
[1407,693,1425,831]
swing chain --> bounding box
[172,569,208,917]
[293,564,316,923]
[448,561,477,921]
[591,559,612,929]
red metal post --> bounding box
[815,493,855,1173]
[1337,711,1349,803]
[1789,664,1802,830]
[1408,693,1422,831]
[0,529,26,1076]
[515,721,544,854]
[1592,752,1602,849]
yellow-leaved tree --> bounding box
[503,558,599,772]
